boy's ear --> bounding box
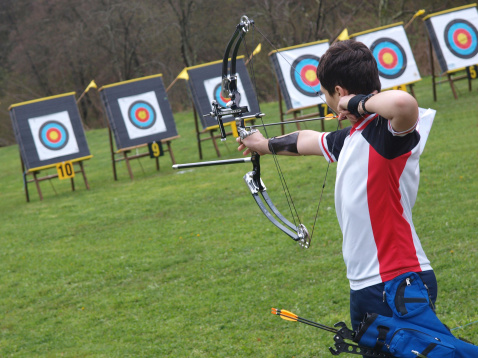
[335,85,349,97]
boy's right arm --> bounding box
[359,90,418,132]
[338,90,418,133]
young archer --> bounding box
[237,39,437,332]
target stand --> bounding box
[428,59,473,101]
[424,4,478,101]
[9,92,92,202]
[108,128,178,181]
[184,57,260,159]
[99,74,179,180]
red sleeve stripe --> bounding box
[320,133,335,162]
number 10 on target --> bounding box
[56,161,75,180]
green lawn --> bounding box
[0,75,477,357]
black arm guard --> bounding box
[268,132,299,154]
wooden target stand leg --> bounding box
[408,84,416,98]
[193,104,221,160]
[21,157,90,202]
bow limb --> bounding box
[244,152,310,248]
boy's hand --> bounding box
[337,94,359,121]
[236,130,270,156]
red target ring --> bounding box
[300,64,320,87]
[135,107,150,123]
[378,48,398,69]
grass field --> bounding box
[0,76,477,357]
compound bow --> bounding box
[173,15,338,249]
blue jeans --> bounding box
[349,270,438,331]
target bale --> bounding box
[424,4,478,73]
[350,23,421,90]
[99,74,179,180]
[9,92,92,201]
[269,40,329,110]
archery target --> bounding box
[444,19,478,59]
[28,111,79,161]
[353,25,420,89]
[271,41,329,109]
[117,91,166,139]
[204,74,250,117]
[370,38,407,79]
[128,101,156,129]
[425,6,478,71]
[290,55,322,96]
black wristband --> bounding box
[347,95,366,117]
[268,132,299,154]
[360,94,374,115]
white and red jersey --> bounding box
[318,114,432,290]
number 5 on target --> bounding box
[467,65,477,80]
[56,161,75,180]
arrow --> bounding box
[271,308,339,334]
[247,114,338,129]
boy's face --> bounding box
[322,87,340,113]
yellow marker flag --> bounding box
[86,80,97,92]
[252,43,262,56]
[176,68,189,80]
[414,9,425,18]
[337,28,349,41]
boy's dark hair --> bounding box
[317,39,381,95]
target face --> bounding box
[39,121,69,150]
[290,55,321,96]
[271,41,328,109]
[28,110,80,161]
[213,83,231,107]
[444,19,478,59]
[371,38,407,79]
[117,91,166,140]
[128,101,156,129]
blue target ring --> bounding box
[39,120,69,150]
[370,38,407,79]
[444,19,478,59]
[213,83,230,107]
[290,55,321,96]
[128,101,156,129]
